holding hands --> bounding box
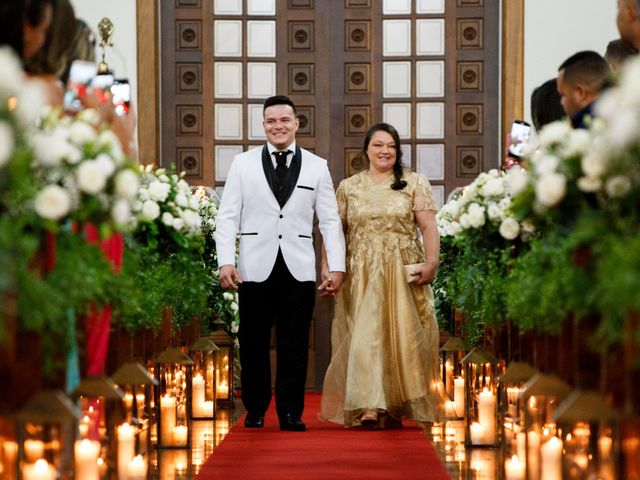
[318,264,344,296]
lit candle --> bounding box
[22,459,55,480]
[217,379,229,398]
[192,373,205,417]
[527,430,540,480]
[598,435,615,480]
[173,425,188,446]
[453,377,465,418]
[126,455,147,480]
[470,422,486,445]
[516,431,526,460]
[477,388,496,444]
[117,423,135,479]
[79,415,90,438]
[135,392,145,413]
[160,395,177,446]
[74,439,100,480]
[445,360,454,395]
[23,440,45,463]
[3,440,18,475]
[540,436,562,480]
[123,393,134,411]
[504,454,525,480]
[202,400,214,417]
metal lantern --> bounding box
[499,362,538,466]
[520,373,571,480]
[111,362,158,475]
[189,338,220,420]
[553,390,621,480]
[209,328,235,408]
[15,390,80,479]
[440,337,466,420]
[73,376,125,479]
[154,347,194,449]
[461,346,500,448]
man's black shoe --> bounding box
[244,413,264,428]
[279,414,306,432]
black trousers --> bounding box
[237,250,316,420]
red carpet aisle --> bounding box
[198,393,450,480]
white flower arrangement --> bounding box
[27,109,140,228]
[437,167,531,241]
[134,166,203,238]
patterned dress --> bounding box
[320,170,444,425]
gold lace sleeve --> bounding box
[413,174,437,212]
[336,181,348,228]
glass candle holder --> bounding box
[189,337,219,420]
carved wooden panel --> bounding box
[289,64,315,94]
[346,0,370,6]
[289,0,314,7]
[457,147,483,176]
[345,106,370,136]
[176,63,201,93]
[176,21,201,50]
[176,0,200,6]
[345,63,370,93]
[289,22,314,51]
[177,105,202,135]
[457,19,483,50]
[296,106,315,136]
[177,148,203,177]
[345,148,367,177]
[345,21,370,51]
[457,104,483,134]
[457,61,483,92]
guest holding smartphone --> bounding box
[320,123,445,429]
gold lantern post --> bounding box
[15,390,80,479]
[154,347,194,449]
[498,361,538,471]
[461,346,500,448]
[209,325,235,409]
[553,390,621,480]
[189,338,219,420]
[520,373,571,480]
[96,17,113,74]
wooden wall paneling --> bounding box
[502,0,525,161]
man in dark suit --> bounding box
[215,95,345,431]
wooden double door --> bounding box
[159,0,499,388]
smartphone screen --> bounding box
[91,73,115,104]
[110,79,130,116]
[64,60,97,112]
[508,120,532,158]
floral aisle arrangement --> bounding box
[114,167,211,333]
[435,168,531,343]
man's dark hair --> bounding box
[263,95,297,115]
[558,50,611,93]
[604,38,638,70]
[530,78,565,132]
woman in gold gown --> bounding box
[320,123,444,428]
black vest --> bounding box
[261,145,302,208]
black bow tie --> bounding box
[273,150,290,180]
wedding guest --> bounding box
[320,123,445,429]
[604,38,638,71]
[0,0,53,62]
[617,0,640,51]
[556,50,611,129]
[530,78,565,132]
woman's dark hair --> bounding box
[530,78,565,132]
[59,19,97,85]
[363,123,407,190]
[0,0,53,60]
[25,0,76,77]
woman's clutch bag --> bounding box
[403,263,424,283]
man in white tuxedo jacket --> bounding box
[215,95,345,431]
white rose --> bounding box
[77,109,101,126]
[175,192,188,208]
[563,129,591,157]
[459,213,471,229]
[34,184,72,220]
[488,169,500,178]
[230,302,239,313]
[231,322,239,333]
[538,121,571,146]
[178,179,191,193]
[148,181,171,202]
[577,176,601,193]
[535,172,567,207]
[161,212,174,226]
[94,153,116,178]
[111,199,132,226]
[76,159,108,194]
[0,47,24,98]
[533,154,560,175]
[65,145,82,164]
[487,202,504,221]
[181,209,201,229]
[141,200,160,220]
[69,121,96,145]
[462,184,477,201]
[467,203,486,228]
[138,188,149,202]
[581,153,606,179]
[158,174,169,183]
[32,131,71,167]
[223,292,234,301]
[505,166,528,196]
[172,217,185,230]
[0,121,15,168]
[607,106,639,149]
[499,217,520,240]
[97,130,123,161]
[445,222,462,236]
[189,195,199,210]
[481,177,505,197]
[605,175,632,198]
[114,169,140,200]
[15,82,46,126]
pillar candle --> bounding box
[453,377,465,418]
[74,439,100,480]
[160,395,177,446]
[540,436,562,480]
[202,401,214,417]
[470,422,486,445]
[504,454,525,480]
[527,430,540,480]
[516,431,526,461]
[126,455,147,480]
[173,425,188,447]
[123,393,134,411]
[135,393,145,413]
[217,379,229,398]
[117,423,135,479]
[445,360,454,395]
[22,459,55,480]
[478,388,496,444]
[192,374,205,417]
[23,440,45,463]
[3,441,18,476]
